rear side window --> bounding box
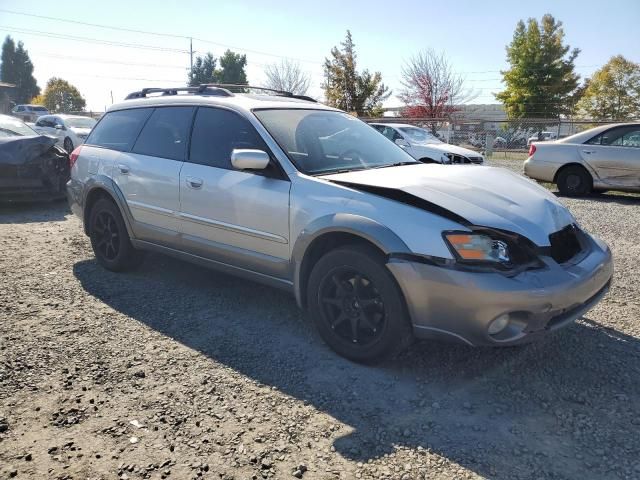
[132,106,195,161]
[86,108,152,151]
[189,107,267,169]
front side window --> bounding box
[189,107,267,169]
[85,108,152,151]
[132,107,194,161]
[254,109,418,175]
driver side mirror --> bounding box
[395,138,410,148]
[231,149,270,170]
[55,124,66,131]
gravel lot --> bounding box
[1,160,639,480]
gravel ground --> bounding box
[1,162,639,480]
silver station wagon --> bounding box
[67,85,613,362]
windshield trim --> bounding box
[252,108,419,176]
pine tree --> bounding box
[213,50,248,86]
[0,36,40,104]
[323,31,389,116]
[188,53,217,86]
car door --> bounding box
[111,106,194,247]
[581,126,640,187]
[52,117,67,143]
[179,106,291,279]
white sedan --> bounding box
[370,123,484,164]
[34,114,97,153]
[524,123,640,196]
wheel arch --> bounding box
[553,162,594,184]
[82,176,135,238]
[291,214,411,309]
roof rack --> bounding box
[124,84,317,103]
[124,85,233,100]
[200,84,317,102]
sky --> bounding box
[1,0,639,112]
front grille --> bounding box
[548,224,582,264]
[468,156,483,164]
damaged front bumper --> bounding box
[387,233,613,346]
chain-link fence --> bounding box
[362,117,630,158]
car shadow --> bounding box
[0,198,70,224]
[73,254,640,479]
[554,191,640,205]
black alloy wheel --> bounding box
[318,266,386,347]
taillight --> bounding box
[528,144,537,156]
[69,146,82,169]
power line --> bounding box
[0,8,322,65]
[32,52,188,70]
[0,8,191,39]
[0,26,189,53]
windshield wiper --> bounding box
[372,161,419,169]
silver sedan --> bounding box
[524,123,640,196]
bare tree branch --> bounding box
[399,49,477,132]
[263,59,311,95]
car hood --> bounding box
[411,142,482,158]
[323,164,574,246]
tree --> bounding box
[496,14,580,119]
[188,52,217,86]
[323,30,390,116]
[398,49,476,133]
[263,59,311,95]
[1,36,40,104]
[213,50,248,86]
[576,56,640,120]
[36,77,86,113]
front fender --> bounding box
[291,213,412,307]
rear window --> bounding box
[132,107,194,161]
[86,108,152,151]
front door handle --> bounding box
[117,164,130,174]
[186,176,203,189]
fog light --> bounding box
[488,314,510,335]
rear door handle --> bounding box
[186,176,203,189]
[582,150,595,155]
[117,164,130,174]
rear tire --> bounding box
[556,165,592,196]
[88,198,144,272]
[306,245,413,363]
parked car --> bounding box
[34,114,97,153]
[525,123,640,196]
[527,131,557,146]
[11,104,50,123]
[0,114,70,202]
[68,85,612,362]
[370,123,484,164]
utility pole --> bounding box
[189,37,193,85]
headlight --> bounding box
[444,233,510,263]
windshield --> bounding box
[0,116,38,137]
[254,109,418,175]
[399,126,442,144]
[65,116,97,128]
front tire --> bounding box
[307,245,413,363]
[89,198,144,272]
[556,165,592,196]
